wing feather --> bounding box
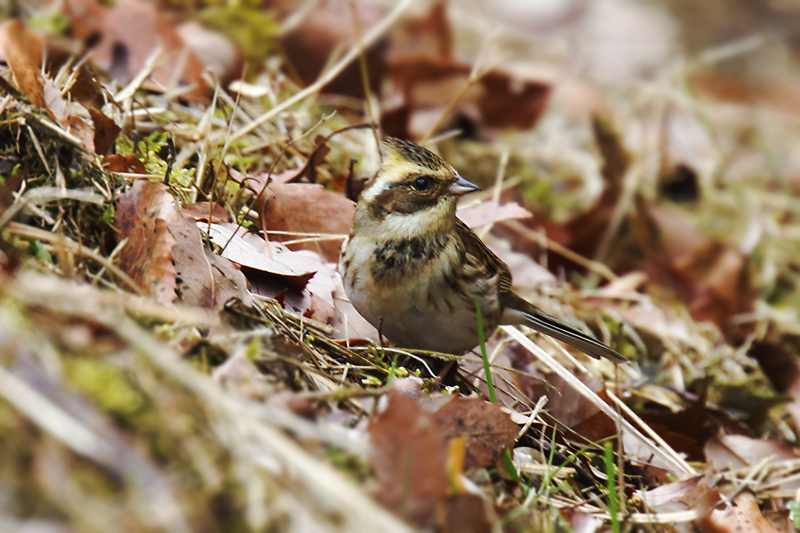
[454,219,512,293]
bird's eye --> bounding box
[411,176,431,192]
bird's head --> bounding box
[356,138,479,235]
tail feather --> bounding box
[502,292,626,363]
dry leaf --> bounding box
[370,392,448,527]
[442,494,494,533]
[245,259,339,322]
[181,202,229,223]
[457,201,533,229]
[87,107,121,156]
[696,493,781,533]
[176,21,242,87]
[202,222,321,281]
[633,202,752,329]
[432,397,517,470]
[115,180,178,304]
[279,0,385,98]
[705,435,800,492]
[63,0,207,99]
[256,182,354,263]
[42,78,68,121]
[171,212,251,311]
[634,475,721,516]
[0,20,48,111]
[104,154,147,174]
[59,114,95,152]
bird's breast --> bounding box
[340,233,502,354]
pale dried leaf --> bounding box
[457,201,532,229]
[202,222,321,279]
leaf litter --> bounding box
[3,0,800,531]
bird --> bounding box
[339,137,625,363]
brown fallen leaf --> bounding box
[303,263,337,323]
[181,202,229,223]
[42,78,68,121]
[59,114,95,152]
[278,0,386,98]
[370,392,448,527]
[244,132,358,262]
[705,435,800,492]
[115,180,178,304]
[116,182,249,309]
[432,396,517,470]
[632,201,752,330]
[384,1,551,137]
[170,212,251,311]
[636,400,716,463]
[0,19,121,156]
[243,259,338,323]
[176,21,242,87]
[63,0,208,99]
[104,154,148,174]
[529,371,609,434]
[255,182,354,263]
[87,107,121,156]
[633,475,722,517]
[442,494,494,533]
[0,20,48,111]
[695,493,781,533]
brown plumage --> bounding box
[339,138,625,363]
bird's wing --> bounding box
[454,218,513,293]
[454,218,625,363]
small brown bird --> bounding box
[339,138,624,363]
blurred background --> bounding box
[4,0,800,531]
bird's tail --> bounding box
[502,292,626,363]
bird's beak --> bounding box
[449,174,480,196]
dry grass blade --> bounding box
[0,187,104,230]
[607,390,698,476]
[6,273,410,532]
[500,325,693,478]
[0,365,117,462]
[11,271,215,326]
[7,222,147,296]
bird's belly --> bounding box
[342,243,499,354]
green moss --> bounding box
[63,358,146,419]
[197,7,279,61]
